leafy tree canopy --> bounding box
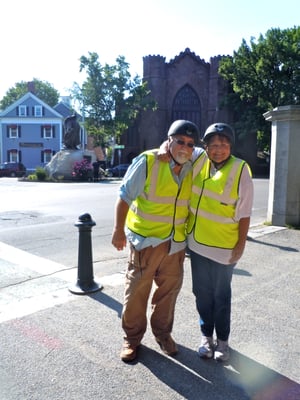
[0,78,60,110]
[71,52,157,147]
[219,26,300,151]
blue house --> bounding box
[0,92,64,172]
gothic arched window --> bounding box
[172,85,201,128]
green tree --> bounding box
[71,52,156,147]
[219,26,300,152]
[0,78,60,110]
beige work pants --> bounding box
[122,241,185,346]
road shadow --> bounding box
[247,236,299,252]
[233,267,252,276]
[137,345,300,400]
[89,290,122,318]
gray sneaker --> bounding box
[198,336,214,359]
[214,339,229,362]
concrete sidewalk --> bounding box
[0,225,300,400]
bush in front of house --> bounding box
[72,159,93,181]
[35,167,47,181]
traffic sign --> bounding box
[114,145,125,149]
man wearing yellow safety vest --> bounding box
[188,123,253,362]
[112,120,203,362]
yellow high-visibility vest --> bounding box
[126,150,192,242]
[187,155,249,249]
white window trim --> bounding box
[9,126,18,138]
[43,126,53,139]
[43,151,52,163]
[35,105,43,117]
[9,151,18,162]
[19,105,27,116]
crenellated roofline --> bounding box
[168,48,209,67]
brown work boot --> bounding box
[155,335,178,356]
[120,340,138,362]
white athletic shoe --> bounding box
[214,339,230,362]
[198,336,214,359]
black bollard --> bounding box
[69,213,103,294]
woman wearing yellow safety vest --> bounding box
[188,123,253,362]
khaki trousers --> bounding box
[122,241,185,346]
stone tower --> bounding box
[122,48,233,162]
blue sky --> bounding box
[0,0,298,100]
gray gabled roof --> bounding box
[0,92,63,118]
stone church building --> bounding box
[121,48,235,163]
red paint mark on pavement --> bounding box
[10,320,63,350]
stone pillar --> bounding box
[263,105,300,226]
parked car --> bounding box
[254,150,270,177]
[0,162,26,177]
[105,163,130,177]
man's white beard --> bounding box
[173,151,190,165]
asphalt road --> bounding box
[0,178,124,269]
[0,177,269,268]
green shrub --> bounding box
[35,167,47,181]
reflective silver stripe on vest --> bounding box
[217,160,241,203]
[130,203,186,225]
[190,206,236,224]
[139,191,188,206]
[193,153,208,179]
[192,158,243,205]
[138,158,188,206]
[191,185,203,196]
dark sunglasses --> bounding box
[173,138,195,148]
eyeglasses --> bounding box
[172,138,195,149]
[207,143,230,150]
